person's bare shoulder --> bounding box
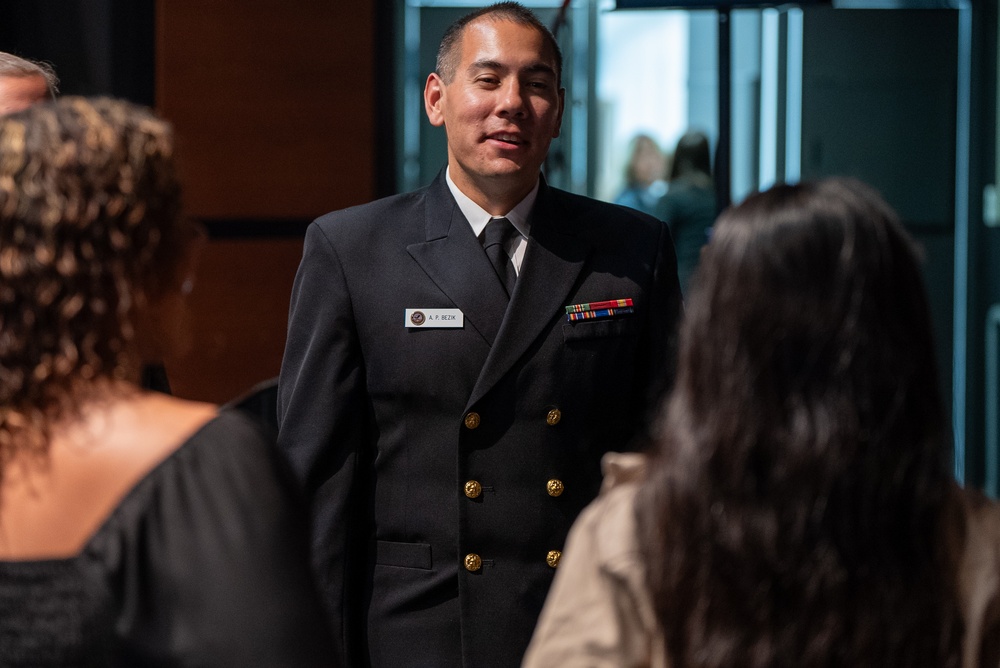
[0,392,218,560]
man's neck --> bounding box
[447,169,538,217]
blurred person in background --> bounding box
[657,130,716,296]
[0,51,56,114]
[614,132,667,217]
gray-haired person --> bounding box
[0,51,57,115]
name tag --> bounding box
[405,308,464,328]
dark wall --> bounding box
[156,0,378,402]
[0,0,154,104]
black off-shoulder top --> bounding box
[0,409,336,667]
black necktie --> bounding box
[481,217,519,297]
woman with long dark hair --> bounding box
[524,178,1000,667]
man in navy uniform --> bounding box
[277,3,682,665]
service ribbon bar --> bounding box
[564,298,633,315]
[566,306,634,322]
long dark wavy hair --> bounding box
[0,97,187,470]
[638,178,962,666]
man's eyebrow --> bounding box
[469,59,504,73]
[467,60,556,77]
[524,63,556,78]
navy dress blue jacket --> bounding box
[277,171,682,667]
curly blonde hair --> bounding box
[0,97,186,464]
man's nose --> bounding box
[497,79,527,118]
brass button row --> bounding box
[463,408,562,430]
[463,551,561,572]
[463,479,564,499]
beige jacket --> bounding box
[523,453,1000,668]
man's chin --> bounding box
[452,158,542,194]
[476,158,540,179]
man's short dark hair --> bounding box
[435,2,562,87]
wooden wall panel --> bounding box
[157,0,375,218]
[164,238,304,403]
[155,0,376,403]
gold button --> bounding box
[546,550,562,568]
[464,412,481,429]
[546,479,564,497]
[545,408,561,426]
[464,553,482,572]
[464,480,482,499]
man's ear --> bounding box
[424,73,446,127]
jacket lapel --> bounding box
[465,183,591,410]
[406,173,509,346]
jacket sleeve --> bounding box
[636,219,683,439]
[276,221,370,665]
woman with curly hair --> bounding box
[524,178,1000,667]
[0,97,335,665]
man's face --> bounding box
[0,75,49,115]
[424,18,564,206]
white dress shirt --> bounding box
[445,167,535,276]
